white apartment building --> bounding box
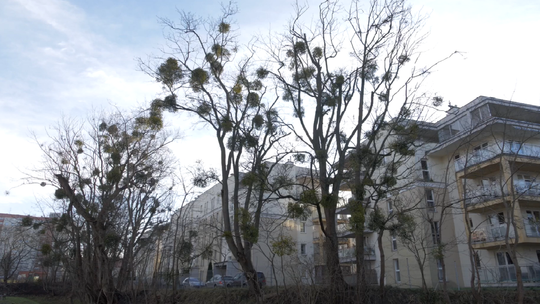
[156,96,540,289]
[318,96,540,289]
[427,96,540,287]
[159,163,315,286]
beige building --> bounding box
[317,96,540,289]
[155,96,540,289]
[429,96,540,287]
[159,163,316,286]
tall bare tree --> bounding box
[144,4,290,299]
[34,108,176,304]
[265,0,450,296]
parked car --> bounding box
[206,274,234,287]
[182,277,205,288]
[230,272,266,288]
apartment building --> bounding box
[154,96,540,289]
[428,96,540,287]
[322,96,540,289]
[158,163,315,286]
[0,213,49,282]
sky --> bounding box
[1,0,539,216]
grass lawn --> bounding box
[0,297,39,304]
[0,296,75,304]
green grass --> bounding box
[0,297,40,304]
[0,296,77,304]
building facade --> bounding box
[157,163,315,286]
[314,96,540,289]
[156,96,540,289]
[374,96,540,288]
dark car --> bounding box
[206,274,234,287]
[231,272,266,288]
[182,277,205,288]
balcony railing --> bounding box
[455,148,497,171]
[524,220,540,238]
[515,183,540,197]
[455,143,540,172]
[338,246,376,262]
[335,216,372,238]
[478,264,540,284]
[465,187,507,206]
[465,183,540,207]
[471,225,515,244]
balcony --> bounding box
[515,183,540,197]
[472,225,515,247]
[455,143,540,172]
[524,220,540,238]
[464,183,540,210]
[337,228,355,239]
[478,264,540,284]
[338,246,376,263]
[465,187,507,206]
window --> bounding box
[496,252,516,281]
[526,211,540,236]
[300,221,306,233]
[469,218,474,228]
[489,212,507,239]
[393,259,401,283]
[300,244,306,255]
[437,259,444,282]
[387,201,393,214]
[426,189,435,211]
[473,142,488,158]
[454,154,462,169]
[382,148,390,165]
[430,221,440,245]
[489,212,505,225]
[391,232,398,251]
[497,252,513,266]
[421,159,430,181]
[517,174,534,194]
[526,211,540,222]
[508,140,522,153]
[474,252,481,268]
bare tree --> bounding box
[33,108,177,304]
[0,219,37,286]
[264,1,452,297]
[143,4,291,300]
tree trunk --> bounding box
[414,256,427,292]
[323,207,346,301]
[440,258,451,304]
[237,253,263,303]
[467,239,482,304]
[355,231,366,301]
[377,233,385,304]
[508,232,524,304]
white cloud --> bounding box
[14,0,85,37]
[0,0,164,215]
[2,0,540,216]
